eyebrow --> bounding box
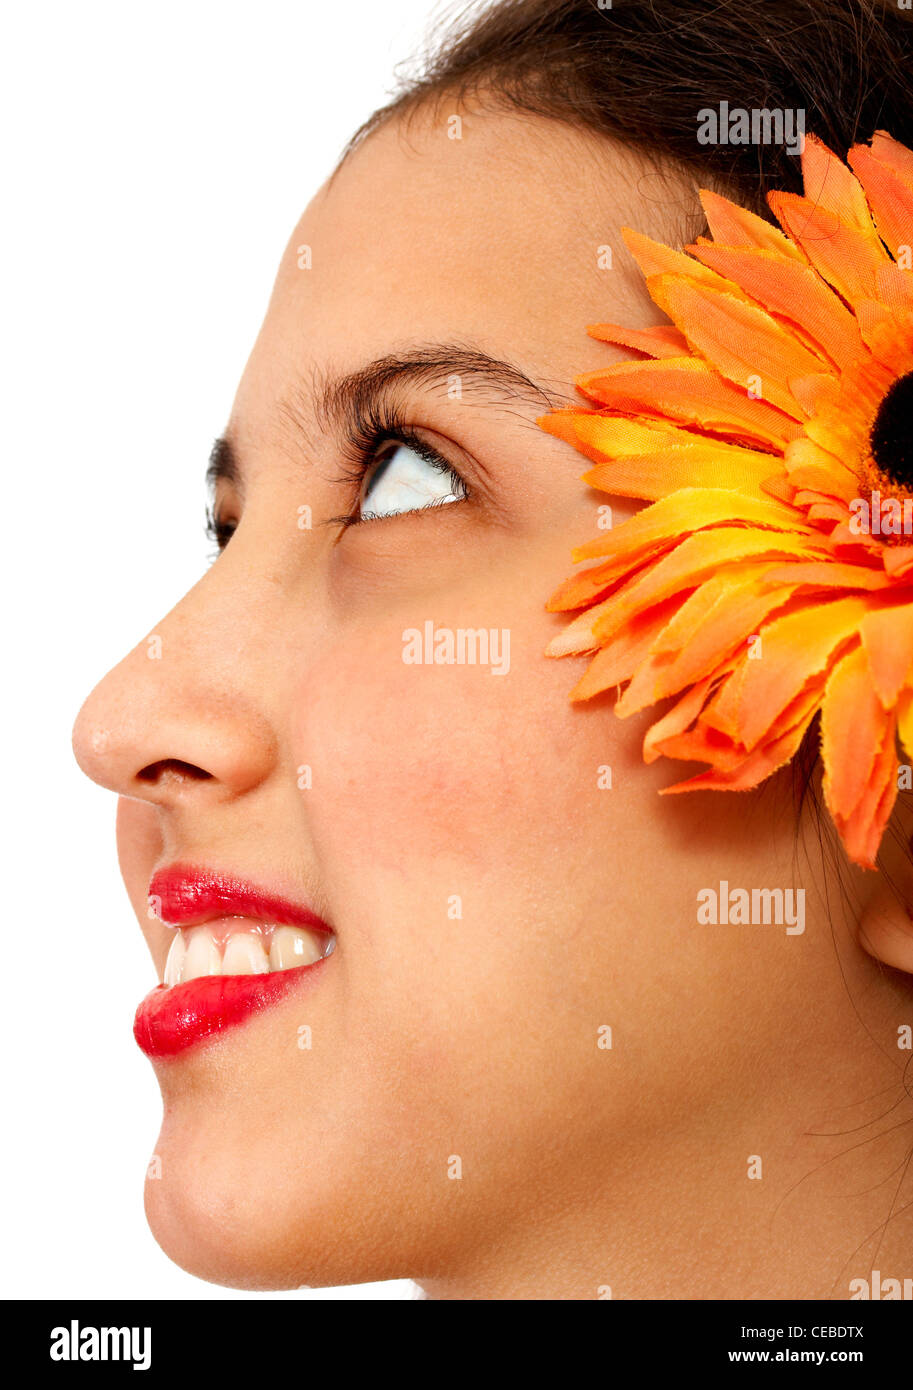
[207,343,570,491]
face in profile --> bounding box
[72,99,913,1300]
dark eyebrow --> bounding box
[207,343,571,491]
[311,343,565,438]
[206,435,240,492]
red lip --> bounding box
[134,866,333,1059]
[146,866,332,932]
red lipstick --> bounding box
[134,866,333,1059]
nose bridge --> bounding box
[72,535,310,801]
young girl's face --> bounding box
[72,104,853,1295]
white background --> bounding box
[0,0,451,1300]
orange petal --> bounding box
[566,595,688,700]
[897,687,913,761]
[698,188,804,258]
[758,561,890,591]
[782,436,859,503]
[820,644,882,820]
[831,712,898,869]
[650,564,786,654]
[658,680,822,789]
[689,244,864,371]
[848,142,913,261]
[882,547,913,580]
[859,309,913,377]
[575,356,797,449]
[537,408,597,455]
[761,473,798,506]
[767,190,890,306]
[875,265,913,315]
[788,373,843,416]
[621,228,730,289]
[653,277,825,418]
[592,528,820,648]
[586,322,689,359]
[866,132,913,188]
[642,672,725,764]
[706,596,870,748]
[801,135,876,240]
[617,577,800,714]
[860,605,913,707]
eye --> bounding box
[205,507,237,555]
[358,438,467,521]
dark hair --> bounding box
[342,0,913,216]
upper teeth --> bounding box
[163,924,333,986]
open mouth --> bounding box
[163,919,335,985]
[134,866,335,1059]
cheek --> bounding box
[294,598,658,923]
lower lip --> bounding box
[133,961,326,1058]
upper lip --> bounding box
[147,865,334,934]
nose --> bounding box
[72,572,278,807]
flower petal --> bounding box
[575,356,797,449]
[591,527,822,646]
[767,190,891,306]
[820,643,882,821]
[849,140,913,260]
[586,322,689,359]
[565,595,689,700]
[706,596,870,749]
[653,277,825,418]
[860,605,913,707]
[831,711,898,870]
[698,188,804,258]
[689,244,865,371]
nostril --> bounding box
[136,759,214,784]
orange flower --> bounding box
[540,132,913,869]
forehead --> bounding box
[231,104,684,435]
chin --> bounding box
[142,1106,411,1292]
[143,1174,302,1290]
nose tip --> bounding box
[72,637,279,805]
[72,685,127,793]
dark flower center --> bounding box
[871,370,913,490]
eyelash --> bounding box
[205,400,469,552]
